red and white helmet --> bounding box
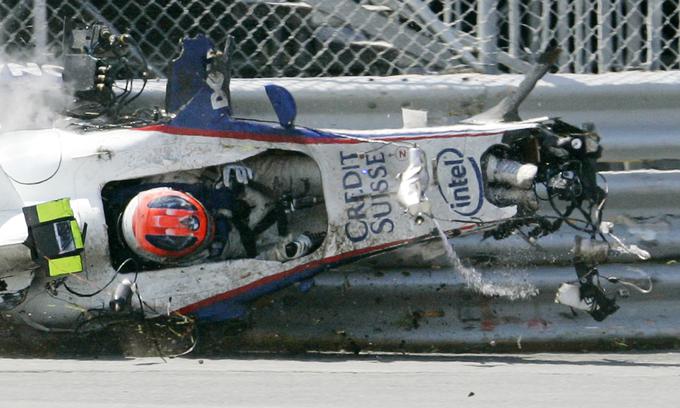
[121,187,213,263]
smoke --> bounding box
[0,54,69,133]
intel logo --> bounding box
[435,148,484,216]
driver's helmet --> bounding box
[121,187,213,263]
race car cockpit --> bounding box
[102,149,328,272]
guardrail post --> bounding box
[508,0,520,59]
[539,0,551,53]
[443,0,452,26]
[646,0,663,70]
[624,0,642,68]
[556,0,570,70]
[574,0,588,73]
[477,0,499,74]
[597,0,613,72]
[32,0,48,61]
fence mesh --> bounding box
[1,0,680,76]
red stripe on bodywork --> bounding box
[138,124,502,144]
[178,223,477,315]
[178,239,410,314]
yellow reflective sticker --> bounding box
[47,255,83,277]
[36,199,73,223]
[70,220,84,249]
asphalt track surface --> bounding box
[0,353,678,407]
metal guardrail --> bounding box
[212,168,678,352]
[136,70,680,163]
[370,170,680,266]
[189,71,677,351]
[229,262,679,352]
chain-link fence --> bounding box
[1,0,679,76]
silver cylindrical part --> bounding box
[574,236,609,264]
[486,156,537,189]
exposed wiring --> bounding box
[133,283,198,360]
[67,27,150,125]
[63,258,135,298]
[606,267,653,294]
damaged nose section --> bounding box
[396,147,431,223]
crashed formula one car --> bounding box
[0,22,630,334]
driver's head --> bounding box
[121,187,213,263]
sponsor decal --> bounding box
[206,69,229,110]
[339,150,394,243]
[0,63,63,80]
[435,148,484,216]
[396,147,409,161]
